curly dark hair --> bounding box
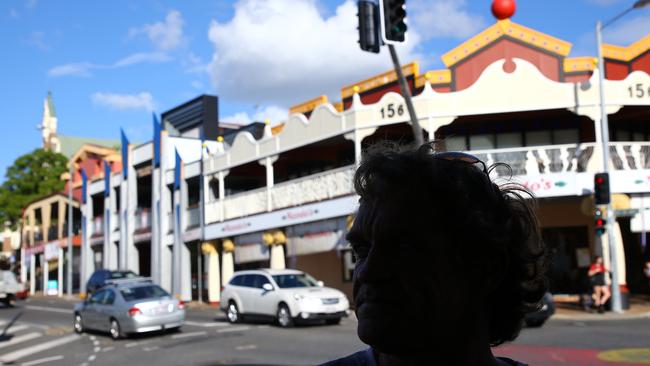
[353,142,549,346]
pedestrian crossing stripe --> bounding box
[598,348,650,364]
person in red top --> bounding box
[588,256,610,313]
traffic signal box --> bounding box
[594,172,610,205]
[358,1,380,53]
[595,208,607,236]
[380,0,407,43]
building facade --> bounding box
[30,19,650,303]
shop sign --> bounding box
[47,280,58,296]
[611,170,650,194]
[205,195,358,240]
[514,173,577,198]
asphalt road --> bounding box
[0,296,648,366]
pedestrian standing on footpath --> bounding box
[321,142,549,366]
[588,256,610,314]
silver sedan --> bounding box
[73,281,185,339]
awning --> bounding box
[285,217,348,257]
[234,232,269,264]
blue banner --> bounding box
[174,149,182,191]
[120,129,129,178]
[104,160,110,198]
[153,113,161,168]
[81,169,88,204]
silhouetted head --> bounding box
[347,142,548,356]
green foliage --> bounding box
[0,149,68,228]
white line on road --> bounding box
[20,355,64,366]
[25,305,70,314]
[216,326,250,333]
[235,344,257,351]
[93,346,100,352]
[184,321,229,328]
[171,331,207,339]
[124,342,139,348]
[88,354,96,361]
[20,355,63,366]
[101,347,114,352]
[0,334,79,364]
[0,332,43,349]
[5,324,30,333]
[142,346,159,352]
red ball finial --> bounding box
[492,0,516,20]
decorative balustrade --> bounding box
[271,165,355,210]
[207,143,650,224]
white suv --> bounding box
[220,269,350,327]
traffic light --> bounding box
[594,172,610,205]
[380,0,407,44]
[595,208,607,236]
[358,1,380,53]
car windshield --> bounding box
[120,285,169,301]
[272,273,319,288]
[110,271,138,279]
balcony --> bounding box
[47,225,58,241]
[135,208,151,231]
[186,206,200,229]
[92,216,104,236]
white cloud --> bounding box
[410,0,486,40]
[221,105,288,125]
[48,62,96,77]
[25,0,37,9]
[27,31,49,51]
[91,92,155,112]
[207,0,420,106]
[190,80,205,90]
[602,14,650,45]
[113,52,171,67]
[130,10,185,51]
[10,9,19,18]
[49,51,171,77]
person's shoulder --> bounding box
[319,348,377,366]
[497,356,528,366]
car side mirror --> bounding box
[262,283,274,292]
[317,281,324,287]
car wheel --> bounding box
[109,319,122,340]
[276,304,293,328]
[226,301,240,324]
[325,317,341,325]
[73,314,84,333]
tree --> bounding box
[0,149,68,228]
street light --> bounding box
[595,0,650,313]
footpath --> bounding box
[552,294,650,321]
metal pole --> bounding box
[66,165,73,297]
[596,20,622,313]
[198,153,205,303]
[388,44,424,147]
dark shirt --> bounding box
[320,348,528,366]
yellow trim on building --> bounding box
[603,34,650,62]
[442,19,572,68]
[289,95,328,115]
[415,69,452,88]
[563,57,597,73]
[271,124,284,135]
[333,102,344,112]
[341,62,420,99]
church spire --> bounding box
[41,91,59,152]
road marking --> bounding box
[101,347,114,352]
[93,340,99,346]
[216,326,249,333]
[235,344,257,351]
[88,354,96,361]
[171,331,207,339]
[25,305,70,314]
[5,324,30,333]
[21,355,64,366]
[0,334,79,364]
[0,332,43,349]
[598,348,650,364]
[93,346,100,352]
[143,346,159,352]
[184,321,229,328]
[124,342,139,348]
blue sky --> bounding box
[1,0,649,182]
